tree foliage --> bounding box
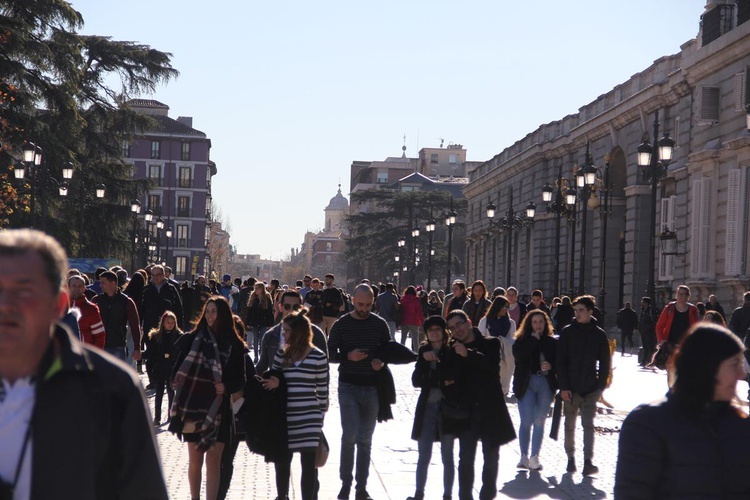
[345,189,467,287]
[0,0,178,260]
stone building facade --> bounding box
[124,99,216,280]
[464,1,750,322]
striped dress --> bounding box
[272,347,329,451]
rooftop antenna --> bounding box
[401,134,407,159]
[437,138,444,148]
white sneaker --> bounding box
[529,455,542,470]
[517,455,530,468]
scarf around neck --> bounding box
[170,327,228,451]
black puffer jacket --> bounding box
[615,395,750,499]
[556,318,610,396]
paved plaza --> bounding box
[149,348,748,499]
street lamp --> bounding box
[156,216,165,263]
[425,214,436,291]
[411,224,420,285]
[636,109,675,302]
[130,199,141,270]
[62,162,74,180]
[486,186,534,285]
[540,162,578,297]
[575,143,600,295]
[397,238,406,291]
[445,198,457,292]
[165,226,173,268]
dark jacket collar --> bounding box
[37,323,95,382]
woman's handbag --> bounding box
[440,398,471,421]
[315,431,329,468]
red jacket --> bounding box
[70,297,106,349]
[400,294,424,326]
[655,301,700,343]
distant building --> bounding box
[347,144,473,287]
[124,99,215,280]
[230,253,284,283]
[290,185,349,285]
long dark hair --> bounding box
[515,310,555,341]
[282,310,314,366]
[194,296,245,345]
[670,323,744,412]
[484,295,509,320]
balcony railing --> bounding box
[178,178,192,188]
[177,208,191,218]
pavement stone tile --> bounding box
[148,348,748,499]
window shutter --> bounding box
[699,179,712,276]
[726,169,742,275]
[658,195,676,280]
[701,87,720,122]
[739,0,750,25]
[735,72,746,111]
[691,179,713,277]
[746,67,750,107]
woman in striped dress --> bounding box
[262,310,329,500]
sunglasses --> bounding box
[283,303,302,311]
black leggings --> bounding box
[274,450,318,500]
[153,377,174,423]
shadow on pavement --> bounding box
[500,471,606,499]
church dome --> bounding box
[325,184,349,211]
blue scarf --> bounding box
[487,315,511,338]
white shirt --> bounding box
[0,377,34,500]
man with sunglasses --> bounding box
[255,290,328,374]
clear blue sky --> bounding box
[71,0,706,260]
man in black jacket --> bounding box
[93,270,142,363]
[638,297,659,367]
[616,302,639,355]
[446,310,516,500]
[0,229,167,499]
[141,265,184,337]
[557,295,611,477]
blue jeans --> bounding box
[338,382,379,492]
[104,346,127,362]
[517,374,554,457]
[385,320,397,340]
[458,416,499,500]
[416,400,455,497]
[251,326,267,362]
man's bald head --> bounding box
[354,284,374,298]
[352,284,374,319]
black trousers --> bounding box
[153,377,174,423]
[218,424,242,500]
[640,329,657,365]
[275,450,318,500]
[620,329,635,352]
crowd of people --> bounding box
[4,229,750,499]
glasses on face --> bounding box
[283,303,302,311]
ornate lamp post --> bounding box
[156,216,165,264]
[130,199,141,271]
[425,215,436,291]
[165,226,173,267]
[486,186,535,285]
[411,224,420,286]
[576,144,599,295]
[445,198,457,291]
[397,237,406,291]
[636,110,675,302]
[541,162,576,297]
